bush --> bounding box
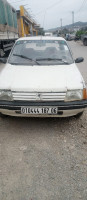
[76,30,87,38]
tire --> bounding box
[75,111,83,118]
[0,49,5,57]
[83,39,87,46]
[0,113,8,118]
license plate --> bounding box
[21,107,58,115]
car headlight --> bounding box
[0,90,13,101]
[65,89,87,102]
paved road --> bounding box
[0,41,87,200]
[69,40,87,87]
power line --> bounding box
[35,0,65,16]
[37,0,65,29]
[76,0,87,13]
[46,0,64,10]
[9,0,24,3]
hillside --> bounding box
[45,21,87,32]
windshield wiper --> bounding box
[13,54,40,65]
[36,58,69,64]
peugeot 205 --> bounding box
[0,36,87,117]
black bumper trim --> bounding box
[0,100,87,111]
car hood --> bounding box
[0,63,84,92]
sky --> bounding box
[7,0,87,29]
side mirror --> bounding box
[75,57,84,63]
[0,58,7,64]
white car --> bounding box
[0,36,87,117]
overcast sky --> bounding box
[8,0,87,29]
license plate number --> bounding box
[21,107,58,115]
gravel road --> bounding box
[0,41,87,200]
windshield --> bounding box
[8,39,74,65]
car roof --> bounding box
[17,36,66,41]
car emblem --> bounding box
[36,93,41,100]
[38,93,41,98]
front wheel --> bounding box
[0,113,8,118]
[75,111,83,118]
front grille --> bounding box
[12,92,66,101]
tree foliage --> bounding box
[76,30,87,37]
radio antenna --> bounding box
[43,10,47,30]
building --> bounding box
[17,6,40,37]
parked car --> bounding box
[74,36,80,41]
[65,34,72,41]
[81,34,87,46]
[0,36,87,117]
[65,34,75,41]
[45,32,53,36]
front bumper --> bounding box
[0,100,87,117]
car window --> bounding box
[8,40,74,65]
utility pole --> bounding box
[72,11,74,29]
[60,18,62,34]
